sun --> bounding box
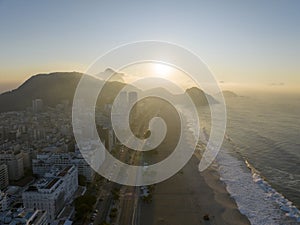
[153,63,172,78]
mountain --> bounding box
[0,72,215,113]
[185,87,217,106]
[221,90,238,98]
[0,72,82,112]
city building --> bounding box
[0,208,47,225]
[23,165,78,222]
[32,99,44,113]
[128,91,138,105]
[0,192,9,211]
[0,151,24,181]
[128,91,139,118]
[32,151,95,182]
[111,91,128,130]
[0,126,6,141]
[0,164,9,190]
[102,127,114,152]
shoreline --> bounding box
[140,154,250,225]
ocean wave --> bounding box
[199,128,300,224]
[245,160,300,223]
[216,146,300,224]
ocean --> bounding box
[198,94,300,224]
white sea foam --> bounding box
[216,147,300,224]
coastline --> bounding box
[140,155,250,225]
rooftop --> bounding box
[45,178,60,189]
[57,165,72,177]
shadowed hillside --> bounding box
[0,72,215,112]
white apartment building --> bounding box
[22,165,78,222]
[32,151,95,182]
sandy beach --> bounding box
[140,155,250,225]
[137,101,250,225]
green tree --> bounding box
[74,193,97,220]
[78,175,87,186]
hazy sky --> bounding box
[0,0,299,94]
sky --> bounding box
[0,0,299,94]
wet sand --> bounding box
[140,156,250,225]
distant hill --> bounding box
[0,72,215,112]
[185,87,218,106]
[220,90,238,98]
[142,86,216,106]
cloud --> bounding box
[270,82,285,86]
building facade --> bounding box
[0,164,9,190]
[0,151,24,181]
[23,165,78,222]
[32,151,95,182]
[32,99,44,113]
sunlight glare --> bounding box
[153,63,172,78]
